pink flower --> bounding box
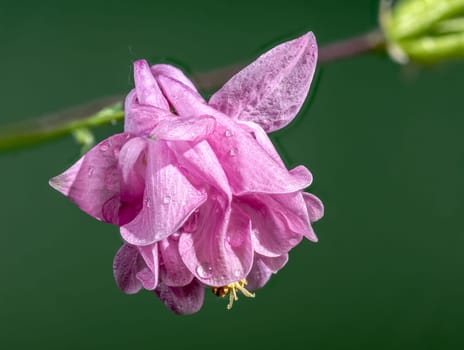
[50,32,323,314]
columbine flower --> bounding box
[50,32,323,314]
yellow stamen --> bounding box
[211,279,255,310]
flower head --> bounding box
[50,32,323,314]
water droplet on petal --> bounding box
[225,129,233,137]
[229,148,237,157]
[163,196,171,204]
[196,263,212,278]
[227,233,244,248]
[99,143,109,152]
[170,232,180,241]
[234,269,241,278]
[144,198,151,208]
[87,167,94,177]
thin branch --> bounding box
[0,29,386,152]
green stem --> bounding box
[0,29,385,153]
[0,97,123,151]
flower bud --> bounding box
[382,0,464,63]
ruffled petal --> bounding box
[238,195,302,257]
[137,243,159,290]
[246,254,288,290]
[303,192,324,222]
[152,75,311,194]
[133,59,169,110]
[209,32,318,132]
[237,120,285,165]
[171,140,232,199]
[120,141,206,245]
[155,278,204,315]
[49,133,130,224]
[179,197,253,286]
[150,115,216,143]
[206,116,312,195]
[117,137,147,225]
[155,74,210,117]
[159,236,194,287]
[113,244,144,294]
[124,90,172,135]
[151,64,199,93]
[271,192,317,242]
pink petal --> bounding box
[209,32,318,133]
[117,137,147,225]
[179,198,253,286]
[120,141,206,245]
[171,140,232,199]
[49,134,130,224]
[155,278,204,315]
[150,115,216,143]
[137,243,159,290]
[148,68,312,194]
[156,74,210,117]
[272,192,317,242]
[261,253,289,273]
[238,194,303,257]
[151,64,199,93]
[303,192,324,222]
[118,137,146,200]
[124,90,173,135]
[237,120,285,165]
[133,60,169,110]
[206,116,313,194]
[113,244,144,294]
[246,254,288,290]
[159,236,194,287]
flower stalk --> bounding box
[0,30,386,153]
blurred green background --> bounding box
[1,0,463,349]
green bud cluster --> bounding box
[382,0,464,63]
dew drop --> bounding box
[99,143,109,152]
[225,129,233,137]
[196,264,212,279]
[227,233,244,248]
[170,232,180,241]
[162,196,171,204]
[87,167,94,177]
[229,148,237,157]
[234,269,241,278]
[144,198,151,208]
